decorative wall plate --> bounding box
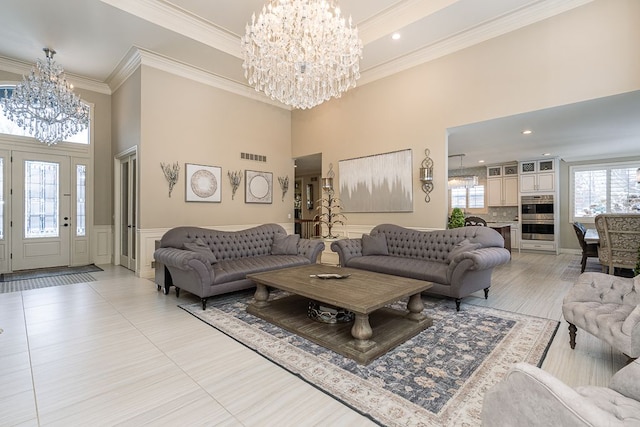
[185,163,221,202]
[245,170,273,203]
[191,169,217,198]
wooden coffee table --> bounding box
[246,264,433,365]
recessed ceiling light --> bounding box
[478,160,485,163]
[391,33,401,40]
[542,153,551,156]
[522,130,533,135]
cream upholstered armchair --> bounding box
[562,272,640,359]
[594,213,640,275]
[481,360,640,426]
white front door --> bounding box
[11,151,71,270]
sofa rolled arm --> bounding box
[297,239,325,262]
[331,239,363,267]
[153,247,214,284]
[482,363,617,426]
[447,247,510,283]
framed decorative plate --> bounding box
[185,163,221,202]
[245,170,273,204]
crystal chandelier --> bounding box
[448,154,479,189]
[1,48,90,146]
[241,0,363,110]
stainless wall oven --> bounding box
[521,195,555,241]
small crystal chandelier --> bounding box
[448,154,479,189]
[241,0,363,110]
[1,48,90,146]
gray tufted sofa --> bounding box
[563,272,640,359]
[482,360,640,426]
[330,224,511,311]
[153,224,324,309]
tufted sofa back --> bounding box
[370,223,505,262]
[160,224,288,261]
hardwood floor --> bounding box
[0,252,627,426]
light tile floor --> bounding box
[0,253,627,426]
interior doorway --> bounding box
[293,153,322,238]
[115,149,137,271]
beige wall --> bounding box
[138,66,292,228]
[112,67,141,157]
[291,0,640,230]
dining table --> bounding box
[584,228,599,244]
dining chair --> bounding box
[464,216,487,227]
[594,214,640,275]
[572,222,598,273]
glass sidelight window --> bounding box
[0,158,3,240]
[25,160,59,238]
[76,164,86,236]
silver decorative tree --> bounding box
[315,164,346,238]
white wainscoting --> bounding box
[317,224,443,265]
[136,223,443,279]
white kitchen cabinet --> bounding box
[519,160,556,193]
[520,172,555,192]
[520,240,556,251]
[487,164,518,206]
[511,224,519,251]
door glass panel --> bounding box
[131,158,136,261]
[121,162,129,257]
[25,160,59,238]
[76,165,86,236]
[0,158,3,240]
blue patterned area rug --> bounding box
[180,292,558,427]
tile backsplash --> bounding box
[479,206,519,222]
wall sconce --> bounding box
[419,149,434,203]
[322,163,335,190]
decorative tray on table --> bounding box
[309,273,351,280]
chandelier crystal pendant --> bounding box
[448,154,479,189]
[1,48,90,146]
[241,0,363,110]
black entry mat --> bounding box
[0,264,103,282]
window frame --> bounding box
[448,180,487,214]
[569,160,640,223]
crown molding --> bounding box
[0,55,111,95]
[359,0,593,86]
[358,0,458,44]
[99,0,241,58]
[108,47,290,110]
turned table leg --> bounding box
[406,293,426,321]
[252,283,270,308]
[351,313,374,349]
[568,322,577,349]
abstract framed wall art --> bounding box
[339,149,413,212]
[185,163,222,202]
[245,170,273,204]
